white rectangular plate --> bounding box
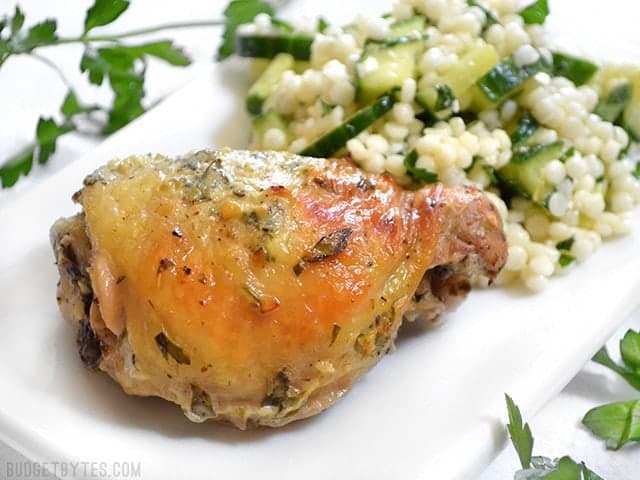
[1,1,639,479]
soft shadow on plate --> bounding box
[210,58,254,149]
[395,316,442,346]
[563,369,639,404]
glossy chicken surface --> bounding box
[51,149,507,429]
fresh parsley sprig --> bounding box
[0,0,279,188]
[506,394,604,479]
[582,329,640,449]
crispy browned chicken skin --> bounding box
[51,149,506,429]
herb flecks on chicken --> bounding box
[51,149,506,429]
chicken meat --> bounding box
[51,149,507,429]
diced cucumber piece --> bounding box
[623,78,640,141]
[416,84,456,118]
[623,104,640,141]
[404,150,439,184]
[417,43,499,115]
[624,109,640,141]
[497,142,565,205]
[235,32,314,60]
[552,52,598,86]
[439,43,499,97]
[293,61,311,74]
[470,84,495,111]
[476,52,552,104]
[594,81,632,123]
[252,111,290,148]
[356,38,424,103]
[388,16,427,40]
[300,90,398,158]
[249,59,272,80]
[246,53,295,116]
[510,111,539,148]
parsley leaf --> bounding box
[582,400,640,450]
[519,0,550,25]
[545,456,604,480]
[0,41,9,68]
[124,40,191,66]
[557,237,576,267]
[633,162,640,179]
[0,8,57,65]
[81,47,143,133]
[10,6,25,35]
[404,150,439,184]
[0,148,36,188]
[620,329,640,372]
[0,116,73,187]
[92,47,145,133]
[556,237,575,251]
[60,91,83,117]
[20,19,58,51]
[84,0,130,34]
[591,333,640,391]
[582,465,606,480]
[217,0,275,61]
[80,49,108,85]
[80,41,191,133]
[317,17,330,33]
[105,71,145,133]
[559,254,576,268]
[35,117,73,165]
[542,456,582,479]
[505,394,533,469]
[583,329,640,450]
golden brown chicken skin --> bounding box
[51,149,506,429]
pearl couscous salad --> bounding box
[232,0,640,291]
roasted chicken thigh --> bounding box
[51,149,507,429]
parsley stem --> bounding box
[28,53,74,90]
[56,19,224,45]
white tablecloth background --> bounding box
[0,0,638,478]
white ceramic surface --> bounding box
[0,1,639,479]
